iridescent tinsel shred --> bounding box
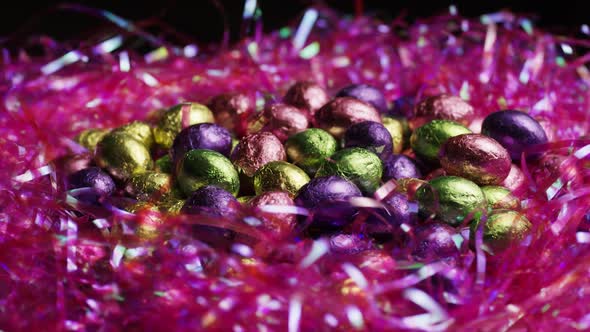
[2,4,590,331]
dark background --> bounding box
[1,0,589,48]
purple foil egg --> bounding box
[481,110,548,161]
[182,185,238,217]
[295,176,363,229]
[68,167,116,200]
[364,192,412,239]
[412,223,460,262]
[382,154,422,181]
[343,121,393,158]
[172,123,233,163]
[388,96,416,118]
[336,84,388,113]
[329,234,372,255]
[182,186,254,249]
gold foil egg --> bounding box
[95,132,153,181]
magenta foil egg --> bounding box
[439,133,512,185]
[414,94,474,124]
[208,92,254,136]
[262,103,309,142]
[231,132,287,177]
[283,81,330,117]
[249,191,297,238]
[314,97,382,139]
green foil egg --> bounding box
[253,161,310,197]
[125,171,172,201]
[112,121,154,148]
[416,176,486,226]
[95,132,153,180]
[155,155,173,174]
[237,196,254,204]
[75,128,108,151]
[285,128,338,176]
[176,149,240,196]
[316,147,383,194]
[382,116,409,154]
[153,102,215,148]
[471,209,531,253]
[410,119,471,162]
[157,195,185,215]
[481,186,520,210]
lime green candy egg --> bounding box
[253,161,310,197]
[316,147,383,194]
[416,176,486,226]
[176,149,240,196]
[285,128,338,176]
[481,185,520,210]
[471,209,532,253]
[410,119,471,162]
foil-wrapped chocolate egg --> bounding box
[501,164,527,194]
[285,128,338,176]
[481,186,520,210]
[382,154,422,181]
[208,93,254,136]
[253,161,310,197]
[125,171,172,201]
[364,192,412,239]
[382,116,409,154]
[343,121,393,158]
[68,167,116,197]
[416,176,486,226]
[95,132,153,180]
[471,209,532,253]
[295,176,363,228]
[171,123,233,163]
[389,96,415,118]
[412,223,460,261]
[439,134,511,185]
[182,185,239,217]
[410,119,472,162]
[314,97,382,139]
[75,128,108,151]
[283,81,330,116]
[249,191,296,238]
[230,132,286,177]
[262,103,309,141]
[481,110,548,161]
[112,121,154,148]
[316,147,383,194]
[182,186,246,249]
[176,149,240,196]
[329,234,372,255]
[336,84,388,113]
[155,155,173,174]
[414,94,474,124]
[157,194,185,215]
[153,102,215,148]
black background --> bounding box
[1,1,589,49]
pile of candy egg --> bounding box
[65,81,548,256]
